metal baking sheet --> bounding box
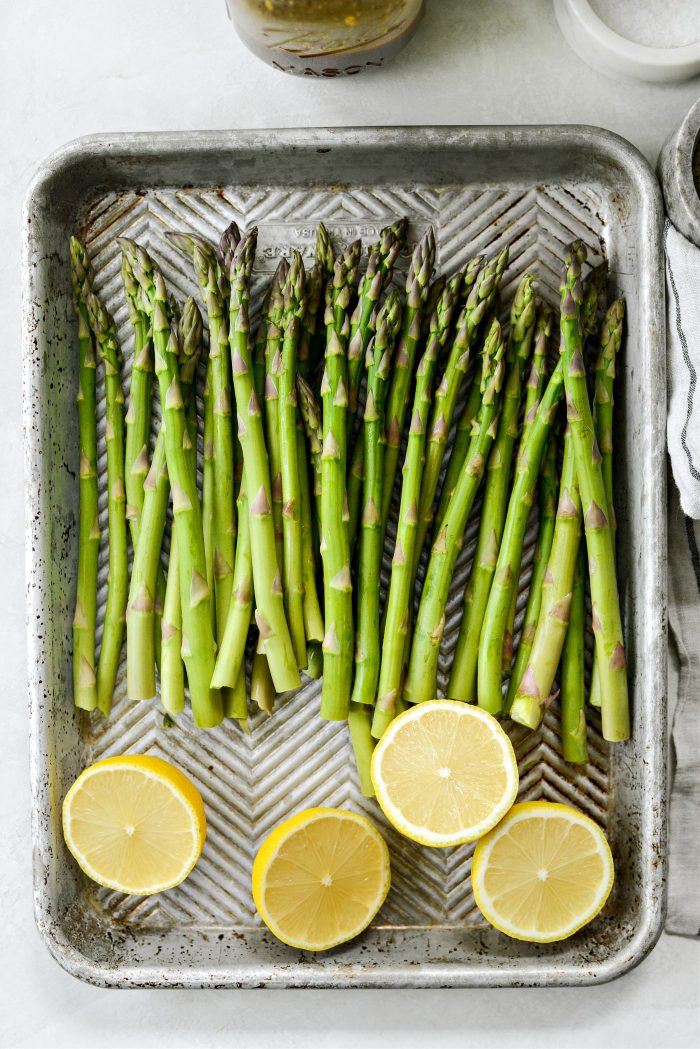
[22,126,667,988]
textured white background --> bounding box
[3,1,700,1046]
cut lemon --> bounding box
[252,808,390,951]
[471,801,614,942]
[62,754,206,895]
[371,700,518,847]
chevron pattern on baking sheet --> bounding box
[82,181,611,931]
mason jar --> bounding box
[225,0,426,77]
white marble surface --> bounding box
[2,1,699,1046]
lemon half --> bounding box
[471,801,614,942]
[62,754,206,895]
[252,807,390,951]
[371,700,519,847]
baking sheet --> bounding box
[23,126,666,987]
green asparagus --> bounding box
[265,260,288,572]
[589,298,624,709]
[559,242,629,742]
[84,285,128,718]
[296,373,323,531]
[403,318,506,705]
[510,429,581,729]
[320,248,357,720]
[380,228,436,534]
[211,471,253,695]
[130,248,222,727]
[120,251,154,543]
[372,306,443,736]
[504,431,559,710]
[229,229,301,694]
[476,360,566,714]
[502,304,553,672]
[160,298,203,717]
[560,545,589,763]
[449,274,536,703]
[351,292,402,707]
[69,238,99,712]
[278,251,307,668]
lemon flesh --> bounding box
[252,808,390,951]
[471,801,614,942]
[62,754,206,895]
[371,701,519,847]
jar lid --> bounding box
[658,97,700,248]
[554,0,700,83]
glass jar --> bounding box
[225,0,425,77]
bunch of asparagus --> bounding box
[70,220,628,787]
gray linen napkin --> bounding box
[666,482,700,937]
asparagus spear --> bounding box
[160,524,185,715]
[380,228,436,533]
[589,298,625,709]
[129,248,222,727]
[264,260,289,572]
[351,292,402,707]
[397,272,462,650]
[251,634,275,716]
[296,411,324,650]
[561,545,589,763]
[278,251,307,669]
[476,360,566,714]
[217,223,250,712]
[346,435,366,550]
[403,319,506,706]
[210,469,253,706]
[160,298,203,716]
[415,253,510,604]
[420,275,447,340]
[372,306,443,737]
[298,262,322,379]
[504,432,559,710]
[69,238,99,712]
[412,257,484,560]
[502,304,553,672]
[348,702,376,797]
[510,429,581,729]
[311,223,335,367]
[120,251,154,543]
[166,230,228,636]
[125,433,168,700]
[371,217,408,283]
[216,221,239,300]
[344,223,406,546]
[434,365,483,530]
[120,240,170,701]
[448,274,536,703]
[559,242,628,742]
[252,280,273,408]
[319,248,357,720]
[229,229,301,694]
[195,235,239,652]
[347,219,405,431]
[83,285,128,719]
[315,222,335,281]
[296,374,323,530]
[202,368,215,630]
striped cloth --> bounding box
[666,487,700,938]
[664,219,700,937]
